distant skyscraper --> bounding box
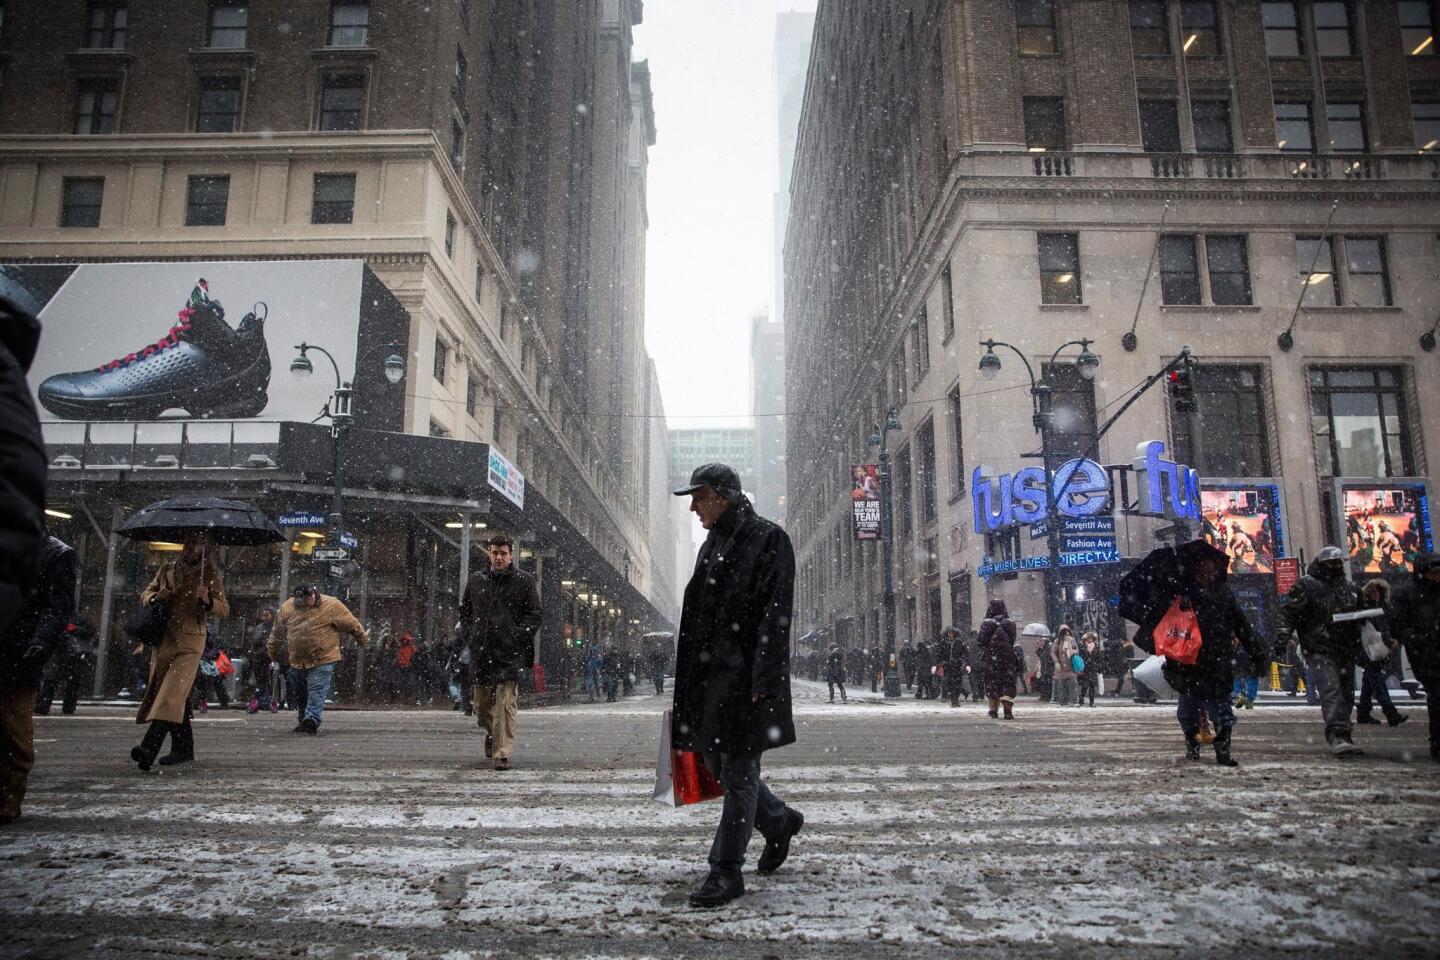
[773,10,814,326]
[750,313,786,522]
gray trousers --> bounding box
[701,752,788,877]
[1306,653,1355,742]
[1052,676,1077,706]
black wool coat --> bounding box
[672,498,796,756]
[1391,553,1440,677]
[0,303,46,639]
[461,565,541,685]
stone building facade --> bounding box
[0,0,674,685]
[786,0,1440,656]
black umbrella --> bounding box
[1119,538,1231,629]
[117,497,284,546]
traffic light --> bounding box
[1168,364,1196,414]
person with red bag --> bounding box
[1128,540,1261,766]
[671,464,803,909]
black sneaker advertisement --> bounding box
[6,259,410,429]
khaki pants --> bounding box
[473,681,518,760]
[1,686,37,820]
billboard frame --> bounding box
[1330,476,1435,577]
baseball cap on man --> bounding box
[673,463,742,500]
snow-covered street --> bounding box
[2,688,1438,959]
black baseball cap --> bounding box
[673,463,742,499]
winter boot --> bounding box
[987,697,999,719]
[130,721,168,772]
[1001,697,1014,720]
[1355,713,1381,725]
[37,280,272,420]
[1329,734,1364,757]
[1214,728,1238,767]
[1386,713,1408,728]
[1184,736,1201,761]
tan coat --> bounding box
[136,557,229,725]
[268,594,367,670]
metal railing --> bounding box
[1000,149,1432,183]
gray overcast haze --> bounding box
[636,0,816,428]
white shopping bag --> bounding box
[1359,621,1389,663]
[1131,654,1178,700]
[652,709,724,807]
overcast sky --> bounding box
[635,0,816,429]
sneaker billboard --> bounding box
[4,259,410,428]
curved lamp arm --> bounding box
[294,342,343,391]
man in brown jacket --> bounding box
[269,585,367,735]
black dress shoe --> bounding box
[157,752,193,767]
[688,872,744,908]
[1355,715,1381,725]
[300,718,318,735]
[37,279,271,420]
[1388,714,1409,728]
[757,809,804,875]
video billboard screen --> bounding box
[6,260,409,428]
[1200,484,1282,575]
[1340,483,1433,575]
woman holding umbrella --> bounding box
[131,531,228,769]
[119,497,281,770]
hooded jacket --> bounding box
[1391,552,1440,677]
[825,644,845,683]
[1281,554,1362,661]
[975,600,1017,680]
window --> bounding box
[60,178,103,228]
[433,337,448,384]
[311,173,355,224]
[1042,362,1097,461]
[1262,1,1302,56]
[1401,1,1436,56]
[1313,2,1353,57]
[195,76,242,133]
[474,265,485,303]
[917,418,938,527]
[1327,102,1367,152]
[184,175,229,226]
[452,45,467,101]
[1308,367,1412,478]
[465,372,478,417]
[328,1,369,46]
[444,212,456,258]
[896,446,913,542]
[1023,97,1066,151]
[450,118,465,172]
[911,306,930,381]
[1038,232,1081,304]
[1296,236,1341,306]
[84,1,126,49]
[73,77,118,134]
[984,527,1021,581]
[1159,235,1201,305]
[1344,237,1391,307]
[1180,2,1220,57]
[319,73,365,131]
[1129,0,1170,55]
[947,385,965,497]
[1016,0,1057,55]
[1140,99,1181,152]
[1274,102,1313,151]
[492,405,502,443]
[1415,102,1440,152]
[949,573,973,632]
[207,1,247,49]
[1172,365,1270,476]
[1191,100,1233,153]
[1206,235,1252,305]
[940,264,955,342]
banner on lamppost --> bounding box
[851,464,881,540]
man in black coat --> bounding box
[459,534,541,771]
[35,615,97,715]
[1280,546,1365,757]
[0,298,47,640]
[1127,540,1261,766]
[1389,552,1440,761]
[671,463,802,908]
[1,534,75,824]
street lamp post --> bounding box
[868,407,904,698]
[290,341,406,600]
[978,338,1099,632]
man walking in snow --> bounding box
[671,463,804,908]
[460,535,540,771]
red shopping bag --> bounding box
[652,710,725,807]
[215,650,235,677]
[1153,598,1203,666]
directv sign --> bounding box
[972,440,1200,535]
